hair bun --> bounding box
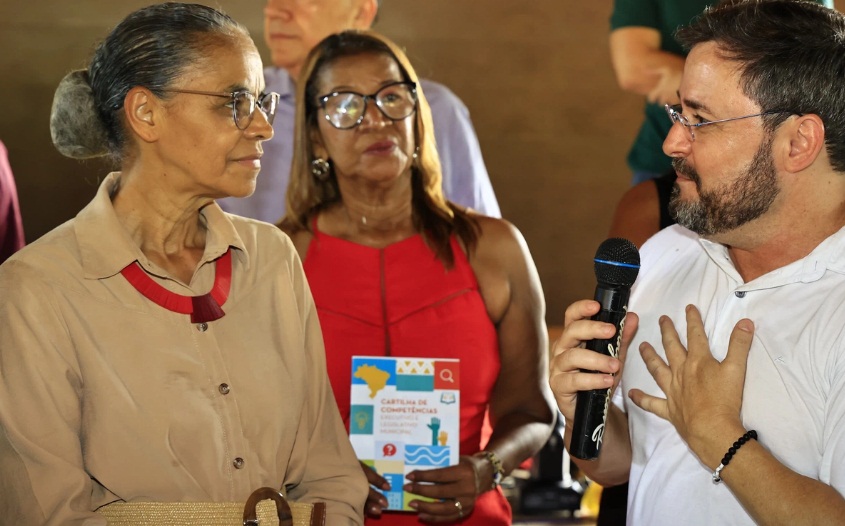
[50,69,110,159]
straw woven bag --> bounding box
[97,487,326,526]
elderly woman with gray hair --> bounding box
[0,3,366,524]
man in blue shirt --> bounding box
[219,0,500,223]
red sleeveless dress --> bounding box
[303,222,511,525]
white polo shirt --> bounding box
[616,224,845,525]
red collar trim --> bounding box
[121,249,233,323]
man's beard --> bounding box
[669,136,779,237]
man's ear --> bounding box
[781,114,825,173]
[123,86,160,144]
[352,0,378,29]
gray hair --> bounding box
[49,2,249,161]
[50,70,110,159]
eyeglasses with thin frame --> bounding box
[164,89,280,130]
[318,81,418,130]
[665,104,790,142]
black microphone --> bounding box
[569,238,640,460]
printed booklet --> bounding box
[348,356,460,511]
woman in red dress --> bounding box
[279,30,555,525]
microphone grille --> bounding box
[594,238,640,287]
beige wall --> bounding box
[0,1,663,323]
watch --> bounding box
[480,450,505,490]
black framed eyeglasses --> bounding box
[164,89,280,130]
[665,104,790,142]
[317,81,417,130]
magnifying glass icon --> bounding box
[440,369,454,383]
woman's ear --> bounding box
[123,86,160,144]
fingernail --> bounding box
[382,482,391,490]
[403,484,412,492]
[409,501,418,509]
[406,473,415,481]
[738,319,753,332]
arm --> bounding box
[284,245,368,525]
[477,219,556,484]
[549,300,639,486]
[0,266,106,525]
[609,27,684,105]
[631,306,845,525]
[423,81,501,218]
[402,218,555,522]
[718,441,845,524]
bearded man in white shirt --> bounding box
[551,1,845,524]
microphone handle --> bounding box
[569,285,631,460]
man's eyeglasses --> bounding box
[665,104,789,142]
[165,89,280,130]
[318,81,417,130]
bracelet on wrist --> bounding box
[479,450,505,490]
[712,430,757,484]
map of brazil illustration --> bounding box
[349,357,460,511]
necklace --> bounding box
[121,248,232,323]
[343,202,412,230]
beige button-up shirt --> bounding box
[0,173,366,525]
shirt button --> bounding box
[735,291,746,298]
[197,323,208,332]
[233,457,244,469]
[219,383,230,395]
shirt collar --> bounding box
[75,172,249,280]
[699,223,845,289]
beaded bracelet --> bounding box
[712,430,757,484]
[478,450,505,490]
